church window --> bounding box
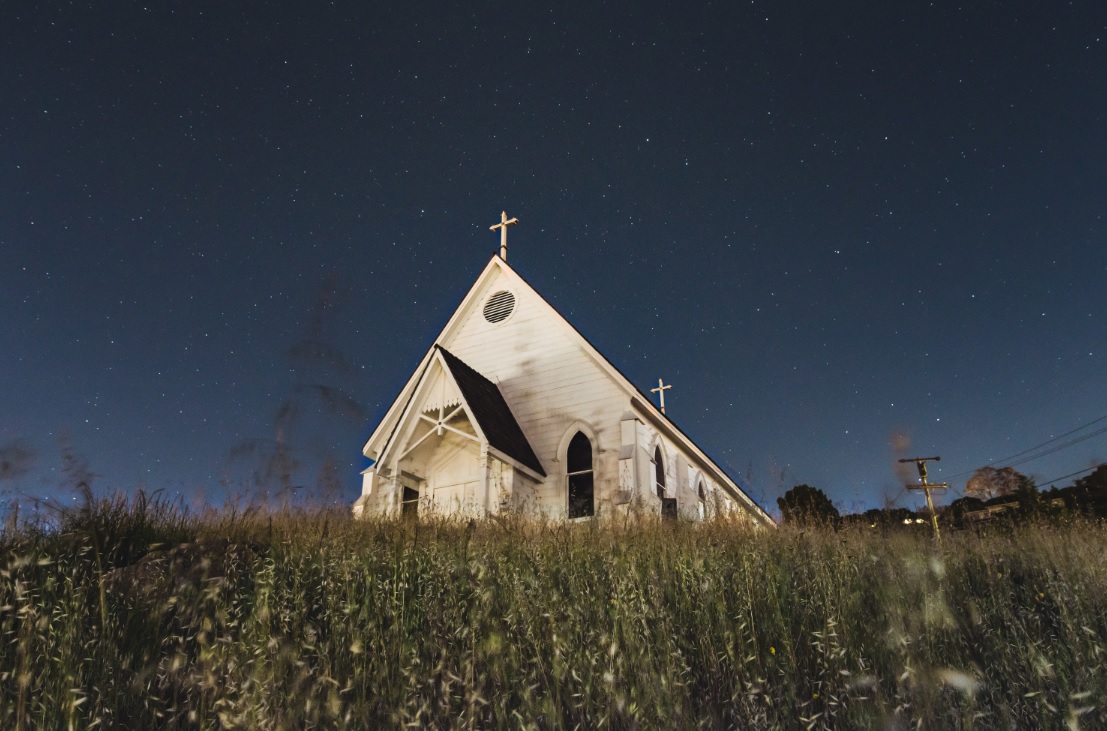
[654,446,666,499]
[401,486,419,519]
[567,432,594,518]
[698,481,706,521]
[483,290,516,323]
[656,446,677,520]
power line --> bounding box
[1031,464,1102,490]
[945,412,1107,480]
[1001,425,1107,471]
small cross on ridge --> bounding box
[651,378,673,414]
[490,211,518,261]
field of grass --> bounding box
[2,495,1105,729]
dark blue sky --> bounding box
[2,1,1105,515]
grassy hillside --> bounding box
[2,496,1105,729]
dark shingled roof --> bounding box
[435,345,546,476]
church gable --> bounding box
[374,347,542,478]
[440,266,631,480]
[438,263,563,381]
[418,361,463,418]
[357,344,547,519]
[377,353,481,476]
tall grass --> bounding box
[2,495,1105,728]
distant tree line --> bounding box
[947,463,1107,527]
[777,462,1107,528]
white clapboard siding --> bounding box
[444,267,631,470]
[438,267,634,516]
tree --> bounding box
[964,466,1027,501]
[1063,464,1107,517]
[868,507,915,526]
[777,484,840,526]
[1013,473,1041,516]
[1073,464,1107,493]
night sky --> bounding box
[3,2,1105,516]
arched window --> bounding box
[654,446,666,499]
[567,432,594,518]
[655,445,677,520]
[697,481,707,521]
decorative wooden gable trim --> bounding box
[374,350,479,475]
[374,344,545,482]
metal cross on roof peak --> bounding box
[490,211,518,261]
[651,378,673,414]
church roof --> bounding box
[434,345,546,477]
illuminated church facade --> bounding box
[354,223,773,527]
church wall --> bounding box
[488,460,505,514]
[360,469,377,499]
[444,269,634,518]
[631,419,752,522]
[674,454,698,521]
[357,473,402,517]
[511,469,541,515]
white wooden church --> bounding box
[353,215,773,527]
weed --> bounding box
[1,497,1105,728]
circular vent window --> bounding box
[483,290,516,323]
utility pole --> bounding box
[899,456,948,542]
